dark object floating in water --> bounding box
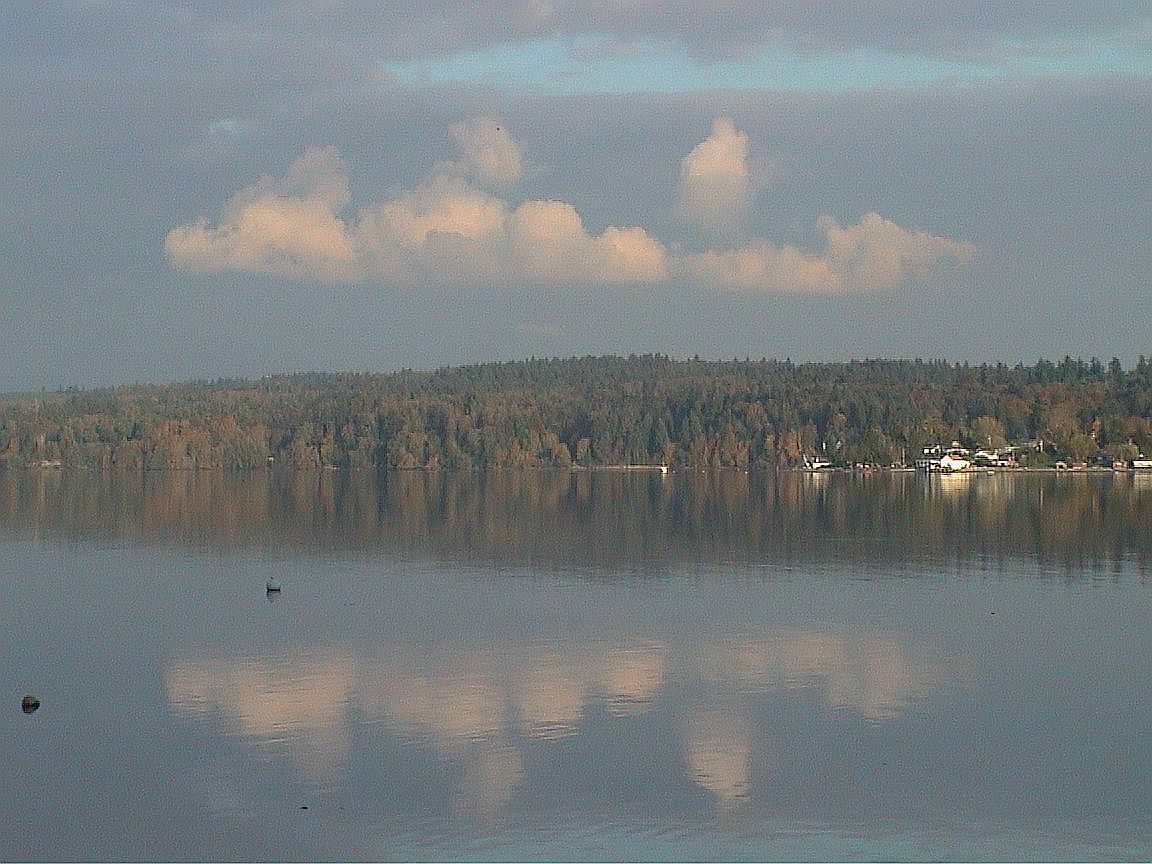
[266,576,282,593]
[21,695,40,714]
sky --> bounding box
[1,2,1150,389]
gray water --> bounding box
[2,469,1152,861]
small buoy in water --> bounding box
[266,576,282,593]
[21,695,40,714]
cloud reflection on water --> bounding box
[683,706,755,806]
[166,651,357,784]
[166,628,950,814]
[701,631,944,721]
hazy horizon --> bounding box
[4,351,1148,398]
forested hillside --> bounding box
[3,355,1152,470]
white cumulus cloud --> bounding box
[506,200,667,284]
[677,212,974,293]
[167,118,971,294]
[443,117,525,189]
[676,116,754,235]
[819,211,975,291]
[167,123,663,288]
[164,146,357,282]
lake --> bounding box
[3,468,1152,860]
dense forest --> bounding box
[3,355,1152,470]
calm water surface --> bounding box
[2,469,1152,860]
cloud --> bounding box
[676,117,753,235]
[168,119,970,293]
[678,241,838,293]
[678,211,974,293]
[553,1,1151,61]
[506,200,667,284]
[353,175,510,287]
[167,121,666,288]
[164,146,357,282]
[13,1,1144,122]
[821,211,976,291]
[443,117,525,188]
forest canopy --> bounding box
[3,355,1151,470]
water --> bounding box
[2,469,1151,860]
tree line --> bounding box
[3,354,1152,470]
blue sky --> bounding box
[383,33,1152,96]
[0,2,1149,389]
